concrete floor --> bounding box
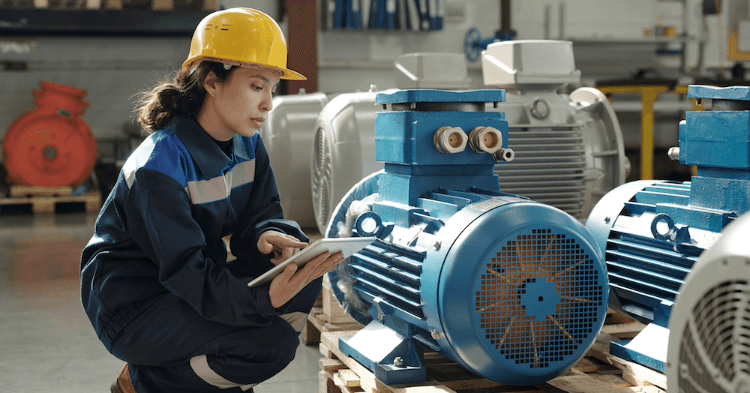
[0,212,322,392]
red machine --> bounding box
[3,81,97,187]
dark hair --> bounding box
[135,62,234,134]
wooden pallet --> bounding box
[301,306,364,346]
[322,275,361,325]
[10,185,73,197]
[318,316,666,393]
[0,186,100,214]
[301,276,364,346]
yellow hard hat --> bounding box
[182,8,306,81]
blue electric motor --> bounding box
[585,85,750,372]
[326,89,609,385]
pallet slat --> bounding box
[0,190,100,214]
[586,332,668,390]
[10,185,73,197]
[336,369,362,388]
[301,304,364,346]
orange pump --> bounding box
[3,81,97,187]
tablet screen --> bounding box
[247,237,376,287]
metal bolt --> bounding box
[393,357,404,367]
[431,330,440,340]
[667,147,680,160]
[433,241,441,250]
[604,216,610,224]
[377,311,384,322]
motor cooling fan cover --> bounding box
[432,201,609,384]
[312,126,333,233]
[667,213,750,393]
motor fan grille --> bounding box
[312,127,332,231]
[678,279,750,392]
[677,325,728,393]
[476,228,604,370]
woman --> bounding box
[80,8,343,393]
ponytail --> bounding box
[135,62,233,134]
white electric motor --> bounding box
[666,212,750,393]
[260,92,329,228]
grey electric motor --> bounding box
[482,40,626,220]
[666,212,750,393]
[311,40,626,234]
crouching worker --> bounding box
[80,8,344,393]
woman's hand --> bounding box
[268,251,345,309]
[257,231,308,266]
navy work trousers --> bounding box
[109,262,322,393]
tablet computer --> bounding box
[247,237,377,288]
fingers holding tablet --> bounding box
[269,251,344,308]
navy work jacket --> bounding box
[80,116,308,350]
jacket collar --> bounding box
[174,116,252,179]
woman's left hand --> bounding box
[257,231,308,265]
[268,251,345,308]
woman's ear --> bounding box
[203,71,219,97]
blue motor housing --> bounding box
[585,85,750,372]
[326,89,609,385]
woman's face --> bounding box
[203,66,281,140]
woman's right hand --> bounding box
[268,251,345,309]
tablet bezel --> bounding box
[246,237,377,288]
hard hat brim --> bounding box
[279,67,307,81]
[183,58,307,81]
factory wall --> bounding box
[0,37,189,146]
[0,0,736,164]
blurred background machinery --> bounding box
[585,85,750,372]
[324,88,609,385]
[261,52,470,232]
[481,40,626,220]
[2,81,97,188]
[462,0,516,62]
[311,40,626,234]
[666,211,750,393]
[311,53,470,234]
[260,91,329,228]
